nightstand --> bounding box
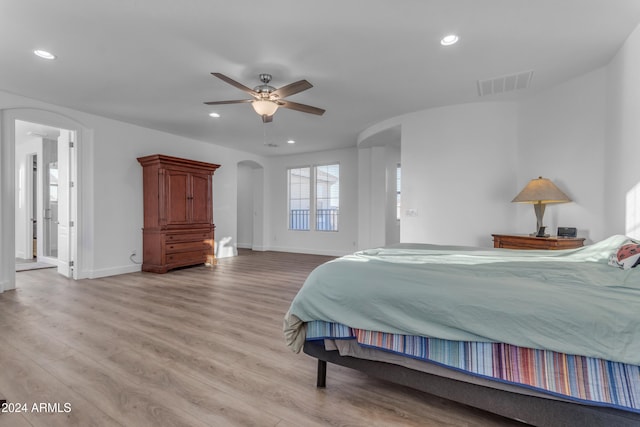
[492,234,585,250]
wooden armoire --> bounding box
[137,154,221,273]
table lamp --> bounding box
[512,176,571,236]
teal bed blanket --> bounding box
[284,235,640,365]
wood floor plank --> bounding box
[0,250,525,426]
[0,336,120,427]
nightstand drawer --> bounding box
[492,234,585,250]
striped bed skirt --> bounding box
[305,320,640,413]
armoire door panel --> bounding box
[190,172,211,225]
[166,171,190,225]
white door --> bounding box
[56,130,73,277]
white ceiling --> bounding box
[2,0,640,156]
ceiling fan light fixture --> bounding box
[33,49,56,59]
[252,100,278,116]
[440,34,459,46]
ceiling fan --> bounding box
[204,73,325,123]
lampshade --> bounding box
[511,177,571,204]
[251,100,278,116]
[512,176,571,235]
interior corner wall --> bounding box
[385,145,401,245]
[87,117,259,273]
[516,68,607,243]
[400,102,518,247]
[265,146,358,256]
[251,167,265,251]
[605,22,640,239]
[0,112,15,292]
[0,89,264,279]
[357,144,400,249]
[357,147,373,250]
[237,163,254,248]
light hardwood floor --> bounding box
[0,250,525,426]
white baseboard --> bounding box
[82,247,346,279]
[216,250,237,259]
[267,245,351,257]
[88,264,141,279]
[236,245,267,251]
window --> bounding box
[396,163,401,220]
[288,167,310,230]
[287,164,340,231]
[316,164,340,231]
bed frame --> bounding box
[304,340,640,427]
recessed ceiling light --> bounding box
[209,112,220,118]
[33,49,56,60]
[440,35,459,46]
[287,139,295,144]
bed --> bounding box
[284,235,640,426]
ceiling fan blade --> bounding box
[203,99,253,105]
[271,80,313,99]
[211,73,259,97]
[262,114,273,123]
[278,100,325,116]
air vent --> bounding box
[477,70,533,97]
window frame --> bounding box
[287,165,312,231]
[286,162,340,232]
[396,163,401,221]
[314,163,340,232]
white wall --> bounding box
[88,119,265,276]
[606,23,640,240]
[357,146,387,249]
[0,89,264,285]
[399,102,518,247]
[385,144,401,245]
[357,144,400,249]
[517,68,607,243]
[4,18,640,292]
[237,163,254,248]
[265,146,358,256]
[252,167,266,251]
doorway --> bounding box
[14,120,76,276]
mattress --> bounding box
[286,235,640,365]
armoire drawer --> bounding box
[166,250,209,264]
[165,241,212,254]
[165,231,212,243]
